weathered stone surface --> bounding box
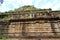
[0,8,60,40]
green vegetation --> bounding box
[0,5,52,21]
[0,33,7,40]
[0,26,7,39]
[15,5,37,11]
[0,5,52,14]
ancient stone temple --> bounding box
[0,6,60,40]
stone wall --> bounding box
[0,20,60,40]
[8,22,22,37]
[8,20,60,37]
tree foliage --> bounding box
[15,5,37,11]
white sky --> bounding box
[0,0,60,12]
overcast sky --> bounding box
[0,0,60,12]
